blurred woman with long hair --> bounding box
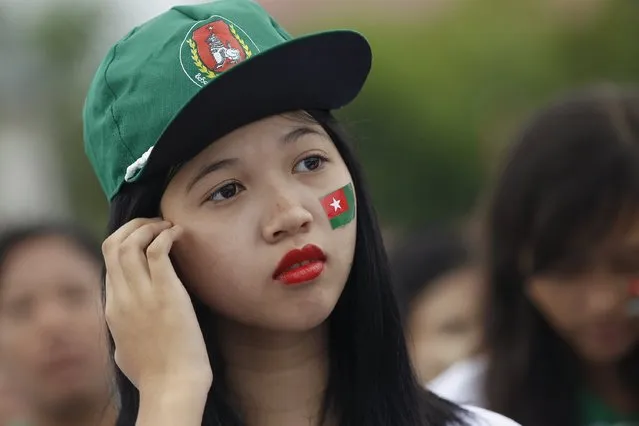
[430,86,639,426]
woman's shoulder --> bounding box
[459,405,521,426]
[427,355,488,407]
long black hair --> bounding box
[483,86,639,426]
[107,110,465,426]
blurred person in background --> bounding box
[0,224,117,426]
[429,86,639,426]
[390,226,483,384]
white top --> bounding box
[462,405,520,426]
[429,356,489,408]
[421,355,519,424]
[423,355,518,424]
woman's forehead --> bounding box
[160,113,336,200]
[193,113,329,159]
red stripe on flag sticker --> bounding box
[321,186,349,219]
[320,183,355,229]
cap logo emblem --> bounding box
[180,16,253,87]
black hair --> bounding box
[483,86,639,426]
[389,226,470,324]
[0,222,102,275]
[107,110,466,426]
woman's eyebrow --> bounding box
[186,157,239,193]
[281,126,328,145]
[185,126,328,193]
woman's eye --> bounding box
[209,182,244,202]
[294,155,327,173]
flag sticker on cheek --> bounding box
[320,183,356,230]
[627,278,639,316]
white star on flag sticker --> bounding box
[329,197,342,212]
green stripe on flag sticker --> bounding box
[320,182,356,229]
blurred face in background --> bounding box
[0,234,110,415]
[406,267,484,383]
[527,218,639,365]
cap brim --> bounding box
[143,30,371,177]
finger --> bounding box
[102,218,168,297]
[105,217,167,247]
[119,221,174,295]
[104,270,115,304]
[104,272,114,317]
[147,226,184,290]
[104,272,120,336]
[103,247,128,306]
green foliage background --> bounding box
[6,0,637,235]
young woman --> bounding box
[429,86,639,426]
[390,226,483,384]
[83,1,520,425]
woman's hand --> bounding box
[102,218,212,393]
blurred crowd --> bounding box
[0,0,638,425]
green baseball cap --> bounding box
[83,0,372,201]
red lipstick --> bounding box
[273,244,326,286]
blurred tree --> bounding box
[325,0,639,229]
[26,3,109,236]
[556,0,639,85]
[15,0,639,235]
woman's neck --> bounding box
[217,320,331,426]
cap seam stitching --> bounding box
[104,42,135,162]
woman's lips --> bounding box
[273,244,326,285]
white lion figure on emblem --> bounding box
[207,32,242,69]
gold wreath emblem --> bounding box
[229,25,253,59]
[188,24,253,80]
[187,39,216,79]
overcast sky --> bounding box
[0,0,408,43]
[0,0,315,40]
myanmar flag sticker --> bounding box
[320,183,356,230]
